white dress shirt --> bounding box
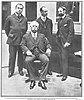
[31,31,37,40]
[41,16,46,22]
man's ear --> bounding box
[37,27,39,30]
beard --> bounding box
[32,30,37,33]
[58,13,64,17]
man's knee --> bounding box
[25,58,31,64]
[44,57,49,63]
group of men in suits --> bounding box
[4,3,74,90]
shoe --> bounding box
[42,79,48,83]
[25,79,30,83]
[30,81,35,89]
[38,81,47,90]
[80,83,82,87]
[19,71,24,76]
[47,71,52,75]
[8,72,13,78]
[57,74,63,77]
[61,76,67,81]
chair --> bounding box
[23,52,42,74]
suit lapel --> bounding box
[13,14,24,22]
[45,17,49,26]
[59,16,67,27]
[29,33,35,44]
[29,32,42,45]
[39,17,44,27]
[19,15,24,22]
[35,33,41,44]
[13,14,19,21]
[39,17,49,28]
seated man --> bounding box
[20,21,52,90]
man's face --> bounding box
[31,25,38,33]
[41,7,48,17]
[15,5,23,15]
[58,7,64,17]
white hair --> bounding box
[30,21,39,27]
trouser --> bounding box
[9,45,23,73]
[47,36,52,73]
[56,38,69,77]
[60,47,68,77]
[25,54,49,81]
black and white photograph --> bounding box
[0,98,82,100]
[1,0,82,98]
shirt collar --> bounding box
[15,12,22,17]
[41,16,46,22]
[31,31,37,38]
[61,14,66,19]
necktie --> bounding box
[43,17,46,22]
[34,33,36,40]
[42,18,46,28]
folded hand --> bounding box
[46,48,51,57]
[26,50,32,56]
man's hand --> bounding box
[46,48,51,57]
[74,51,81,56]
[64,42,70,48]
[26,50,32,56]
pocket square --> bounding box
[64,24,67,27]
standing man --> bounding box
[36,6,53,75]
[4,3,28,78]
[56,7,74,81]
[20,21,52,90]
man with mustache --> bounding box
[21,21,52,90]
[56,6,74,81]
[4,3,28,78]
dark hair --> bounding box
[58,6,66,13]
[61,6,66,11]
[15,3,24,9]
[40,6,46,12]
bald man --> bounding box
[36,6,53,75]
[21,21,52,90]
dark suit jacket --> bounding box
[4,13,27,45]
[57,15,74,46]
[20,32,52,54]
[36,17,53,44]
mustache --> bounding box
[58,13,64,16]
